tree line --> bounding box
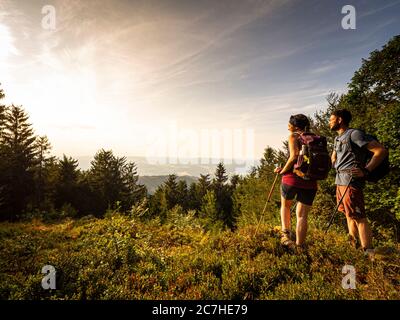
[0,99,147,220]
[0,90,242,225]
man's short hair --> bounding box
[332,109,352,126]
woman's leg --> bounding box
[295,202,310,246]
[280,195,292,231]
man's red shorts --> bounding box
[336,185,366,219]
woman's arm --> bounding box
[279,134,299,175]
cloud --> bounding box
[359,1,400,19]
[0,23,19,60]
[309,64,338,75]
[1,0,397,160]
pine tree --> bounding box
[176,180,188,211]
[149,186,168,220]
[187,182,199,211]
[198,174,211,194]
[211,162,234,228]
[213,162,228,188]
[55,155,80,210]
[163,174,178,210]
[1,105,37,219]
[120,161,147,211]
[88,149,125,215]
[33,135,52,210]
[87,149,145,216]
[0,105,6,137]
[200,190,218,221]
[229,174,240,190]
[257,147,277,180]
[0,89,7,213]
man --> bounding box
[329,109,388,257]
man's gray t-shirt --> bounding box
[334,129,372,189]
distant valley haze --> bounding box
[74,155,259,177]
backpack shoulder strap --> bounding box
[344,128,358,150]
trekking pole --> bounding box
[290,200,297,216]
[254,170,280,236]
[325,176,352,234]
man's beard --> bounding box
[330,123,340,131]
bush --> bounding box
[0,214,399,300]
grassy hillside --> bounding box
[1,213,399,300]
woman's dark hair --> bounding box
[331,109,352,126]
[289,114,310,131]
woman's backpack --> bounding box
[293,133,331,180]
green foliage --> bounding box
[211,162,234,228]
[198,190,225,232]
[257,147,278,181]
[0,105,37,219]
[54,155,81,212]
[234,175,281,228]
[338,36,400,238]
[0,217,398,300]
[86,149,145,216]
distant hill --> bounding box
[139,175,198,194]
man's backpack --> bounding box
[347,129,390,183]
[293,133,331,180]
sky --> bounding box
[0,0,399,165]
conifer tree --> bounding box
[1,105,37,219]
[55,155,80,210]
[212,162,234,228]
[33,135,52,210]
[163,174,179,210]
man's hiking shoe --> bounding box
[348,234,359,249]
[295,243,307,254]
[363,248,376,262]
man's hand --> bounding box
[351,167,367,178]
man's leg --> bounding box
[356,218,373,249]
[338,185,359,247]
[340,185,373,250]
[346,216,359,245]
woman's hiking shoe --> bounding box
[280,230,295,248]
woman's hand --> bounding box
[274,167,283,174]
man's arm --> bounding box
[364,140,388,172]
[331,150,337,168]
[351,140,388,177]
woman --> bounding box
[274,114,317,249]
